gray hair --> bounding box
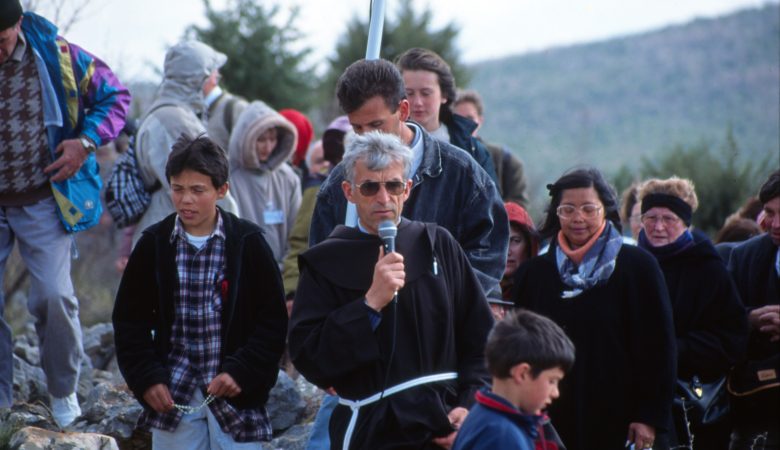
[342,131,413,183]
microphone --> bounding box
[378,220,399,304]
[378,220,397,254]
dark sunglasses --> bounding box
[354,180,406,196]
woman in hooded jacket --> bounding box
[228,101,301,269]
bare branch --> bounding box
[20,0,105,34]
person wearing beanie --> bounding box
[1,3,130,427]
[132,40,240,246]
[499,202,540,311]
[279,108,313,170]
[228,101,302,269]
[321,115,351,167]
[636,177,748,450]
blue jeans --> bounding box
[151,390,265,450]
[306,393,338,450]
[0,198,83,406]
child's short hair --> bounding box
[165,133,229,188]
[486,309,575,378]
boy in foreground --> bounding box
[453,309,575,450]
[113,134,287,449]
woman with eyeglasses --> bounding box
[636,177,748,450]
[511,167,676,450]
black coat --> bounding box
[112,210,288,410]
[289,219,493,449]
[512,243,677,450]
[651,231,748,380]
[728,233,780,360]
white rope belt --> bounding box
[337,371,458,450]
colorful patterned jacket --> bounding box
[21,12,130,232]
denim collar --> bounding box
[408,120,443,182]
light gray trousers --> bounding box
[0,196,82,406]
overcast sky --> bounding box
[38,0,775,82]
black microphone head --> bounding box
[378,220,397,240]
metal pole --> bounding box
[365,0,386,60]
[346,0,388,227]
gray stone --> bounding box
[12,355,47,405]
[82,323,115,370]
[266,370,306,432]
[76,357,95,402]
[293,374,324,421]
[12,337,39,366]
[103,356,124,384]
[1,404,52,431]
[9,426,119,450]
[73,383,142,440]
[268,422,313,450]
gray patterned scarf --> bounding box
[556,221,623,298]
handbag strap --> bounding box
[727,370,780,397]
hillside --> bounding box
[469,4,780,196]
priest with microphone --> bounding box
[288,131,494,450]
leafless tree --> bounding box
[21,0,102,34]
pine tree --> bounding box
[318,0,467,111]
[188,0,316,110]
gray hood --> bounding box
[148,41,227,117]
[229,100,298,172]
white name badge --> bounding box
[264,209,284,225]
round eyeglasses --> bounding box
[556,204,602,219]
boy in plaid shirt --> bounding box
[113,134,287,449]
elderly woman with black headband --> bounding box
[637,177,748,450]
[512,167,676,450]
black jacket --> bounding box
[512,242,677,450]
[290,219,493,449]
[441,110,498,185]
[112,209,288,410]
[649,231,748,380]
[728,233,780,360]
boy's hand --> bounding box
[432,407,468,449]
[208,372,242,398]
[143,383,174,413]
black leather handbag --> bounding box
[675,375,730,425]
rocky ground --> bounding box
[1,323,322,449]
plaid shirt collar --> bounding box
[170,209,226,245]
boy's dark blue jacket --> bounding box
[453,388,540,450]
[112,209,288,410]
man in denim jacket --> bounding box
[310,58,507,301]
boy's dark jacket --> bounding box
[113,209,288,410]
[452,389,539,450]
